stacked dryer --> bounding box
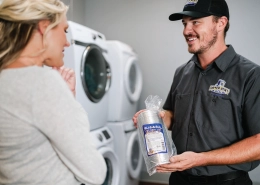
[106,40,143,185]
[63,21,119,185]
[63,21,111,131]
[90,126,120,185]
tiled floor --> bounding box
[139,182,167,185]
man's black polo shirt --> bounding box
[163,45,260,176]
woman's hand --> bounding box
[53,66,76,96]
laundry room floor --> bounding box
[139,182,168,185]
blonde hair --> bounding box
[0,0,68,70]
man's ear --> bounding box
[217,16,228,33]
[37,20,50,35]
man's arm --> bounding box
[157,133,260,172]
[201,133,260,165]
[160,110,173,130]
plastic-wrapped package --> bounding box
[137,95,177,176]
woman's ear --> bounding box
[37,20,50,35]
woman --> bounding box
[0,0,107,184]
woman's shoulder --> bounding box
[1,65,57,78]
[1,66,67,91]
[21,66,64,84]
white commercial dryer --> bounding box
[106,40,142,122]
[106,40,143,185]
[90,126,120,185]
[108,120,143,185]
[64,21,111,131]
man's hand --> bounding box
[132,109,146,128]
[156,151,203,173]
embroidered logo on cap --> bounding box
[185,0,198,7]
[209,79,230,95]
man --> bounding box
[133,0,260,184]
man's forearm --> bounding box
[198,133,260,166]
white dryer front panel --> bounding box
[90,127,120,185]
[64,44,110,131]
[106,40,143,122]
[99,147,120,185]
[126,130,143,179]
[124,56,142,103]
[64,21,111,131]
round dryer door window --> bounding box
[99,147,120,185]
[126,131,143,179]
[81,44,111,103]
[124,57,142,102]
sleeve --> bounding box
[243,66,260,136]
[163,65,183,111]
[163,81,174,111]
[32,69,106,185]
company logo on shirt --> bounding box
[185,0,198,7]
[209,79,230,95]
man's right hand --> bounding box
[132,109,173,129]
[132,109,146,128]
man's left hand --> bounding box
[156,151,202,173]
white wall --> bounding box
[62,0,86,25]
[83,0,260,109]
[84,0,187,110]
[63,0,260,184]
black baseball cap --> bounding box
[169,0,229,21]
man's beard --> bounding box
[188,29,218,54]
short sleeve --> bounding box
[163,65,183,111]
[242,66,260,136]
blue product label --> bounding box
[142,123,167,156]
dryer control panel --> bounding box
[90,126,113,149]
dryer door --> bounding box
[81,44,111,103]
[99,147,120,185]
[124,57,142,103]
[126,131,143,179]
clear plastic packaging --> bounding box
[137,95,177,176]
